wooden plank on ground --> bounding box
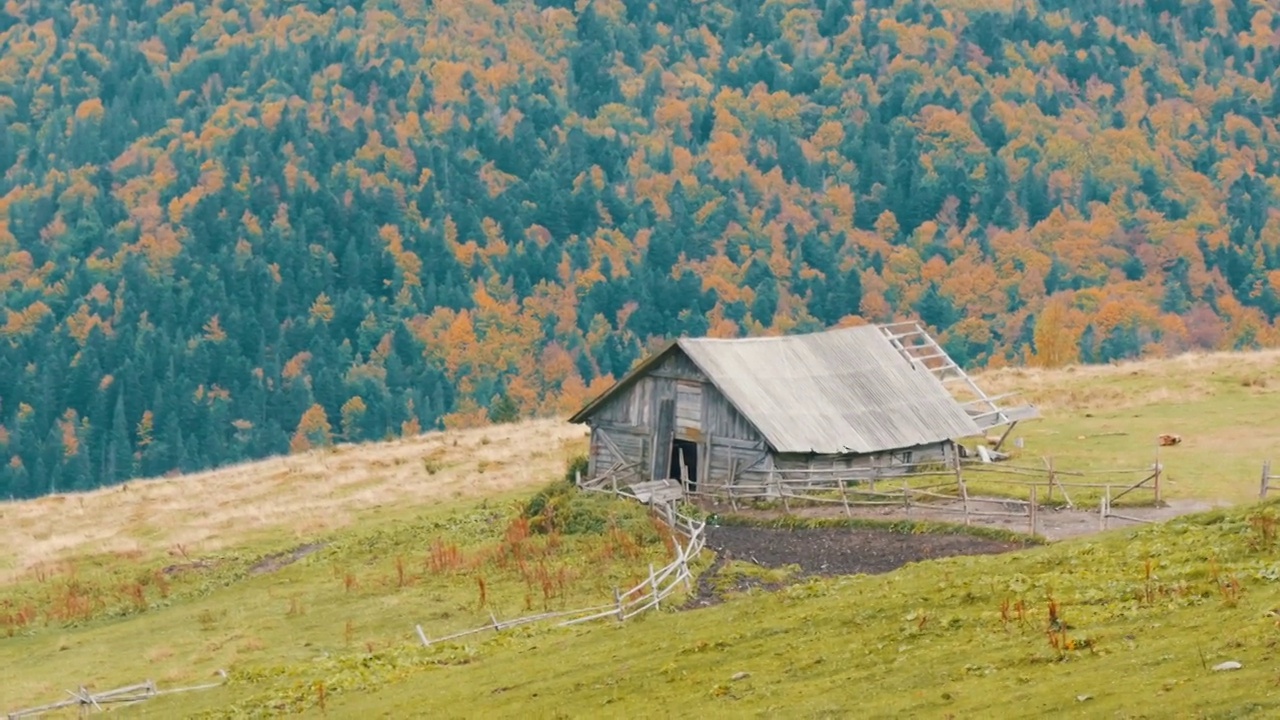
[628,478,682,504]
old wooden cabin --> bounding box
[569,324,1017,492]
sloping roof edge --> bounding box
[567,340,681,424]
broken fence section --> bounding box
[6,672,227,719]
[413,494,705,647]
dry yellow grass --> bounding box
[0,419,588,582]
[977,348,1280,413]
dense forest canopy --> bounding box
[2,0,1280,498]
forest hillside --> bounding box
[3,0,1280,497]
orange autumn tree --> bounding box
[290,404,333,453]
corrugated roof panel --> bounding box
[678,325,983,454]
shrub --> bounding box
[564,453,589,484]
[521,469,658,538]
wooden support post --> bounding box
[614,587,624,621]
[489,610,501,634]
[1262,460,1272,500]
[649,563,659,610]
[955,460,970,526]
[649,431,658,481]
[415,624,430,647]
[728,458,739,512]
[902,476,911,512]
[993,421,1018,452]
[1029,485,1038,536]
[575,468,582,488]
[837,477,852,518]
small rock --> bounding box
[731,671,750,681]
[1213,661,1242,672]
[1076,695,1093,702]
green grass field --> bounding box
[191,503,1280,719]
[981,351,1280,502]
[4,351,1280,718]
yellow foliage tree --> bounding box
[137,410,154,448]
[203,315,227,343]
[340,396,367,441]
[289,404,333,454]
[1031,297,1082,368]
[310,293,335,324]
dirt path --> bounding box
[697,497,1233,541]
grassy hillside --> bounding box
[3,351,1280,716]
[198,503,1280,719]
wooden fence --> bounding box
[647,455,1167,537]
[413,495,705,647]
[958,458,1163,507]
[6,672,227,719]
[1262,461,1279,500]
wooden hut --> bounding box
[569,323,1030,492]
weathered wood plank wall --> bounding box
[583,348,955,488]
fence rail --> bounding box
[6,673,228,719]
[413,491,705,646]
[667,454,1168,537]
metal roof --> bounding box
[571,325,985,454]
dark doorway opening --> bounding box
[669,439,699,492]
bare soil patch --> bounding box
[161,559,218,577]
[705,525,1025,575]
[685,524,1028,608]
[248,542,327,576]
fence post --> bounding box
[954,459,970,526]
[649,563,659,611]
[1029,485,1038,536]
[1262,461,1271,500]
[902,476,911,513]
[1153,444,1162,504]
[614,587,624,622]
[575,468,582,488]
[415,625,430,647]
[1044,457,1053,502]
[1102,485,1111,530]
[837,477,852,518]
